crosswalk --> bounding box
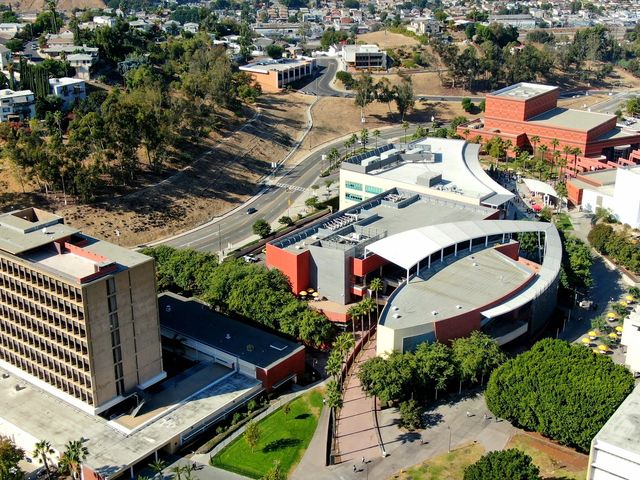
[272,182,306,192]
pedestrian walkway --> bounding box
[335,335,381,464]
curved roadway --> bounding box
[161,126,410,252]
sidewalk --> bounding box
[334,335,381,464]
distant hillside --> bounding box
[0,0,106,13]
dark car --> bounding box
[246,207,257,215]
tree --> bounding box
[325,349,342,380]
[369,277,383,304]
[59,439,89,480]
[305,196,320,210]
[252,219,272,238]
[486,339,634,452]
[346,303,363,333]
[561,235,593,289]
[461,97,474,113]
[0,436,24,480]
[394,78,415,121]
[360,128,369,151]
[358,351,413,404]
[359,297,376,331]
[451,331,506,385]
[245,421,261,452]
[399,399,424,430]
[372,129,381,149]
[148,459,167,478]
[412,342,456,400]
[261,460,285,480]
[530,135,540,156]
[265,44,284,59]
[326,379,343,409]
[354,73,375,119]
[33,440,54,479]
[335,71,354,88]
[588,223,614,253]
[278,216,294,227]
[464,449,541,480]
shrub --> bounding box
[464,449,540,480]
[252,219,272,238]
[399,399,423,430]
[486,339,634,452]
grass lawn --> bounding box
[555,213,573,231]
[211,389,324,479]
[389,443,485,480]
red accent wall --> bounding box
[82,465,103,480]
[494,241,520,261]
[351,254,388,277]
[310,305,349,323]
[255,348,305,391]
[266,243,310,294]
[484,89,559,122]
[434,256,537,343]
[484,210,501,220]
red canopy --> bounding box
[532,204,543,212]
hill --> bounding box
[0,0,105,13]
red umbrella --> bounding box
[532,204,542,212]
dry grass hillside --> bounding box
[0,0,104,12]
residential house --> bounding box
[67,54,97,80]
[49,77,86,110]
[0,89,35,122]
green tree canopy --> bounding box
[463,449,540,480]
[486,339,634,452]
[451,331,506,383]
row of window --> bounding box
[1,258,83,302]
[0,347,93,405]
[0,288,87,338]
[345,193,363,202]
[0,333,91,388]
[107,279,125,396]
[0,306,89,357]
[0,275,85,321]
[345,182,384,195]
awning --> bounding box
[523,178,558,198]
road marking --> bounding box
[273,183,306,192]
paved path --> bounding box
[335,336,381,464]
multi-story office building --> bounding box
[342,44,387,70]
[0,208,165,415]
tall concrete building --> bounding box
[0,208,165,415]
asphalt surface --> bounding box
[161,126,411,252]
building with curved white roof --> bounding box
[368,220,561,354]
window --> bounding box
[106,277,116,296]
[345,193,363,202]
[345,181,362,191]
[108,295,117,313]
[365,185,383,194]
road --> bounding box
[300,57,484,102]
[161,126,409,252]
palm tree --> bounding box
[557,157,567,182]
[359,297,376,331]
[148,459,166,479]
[360,128,369,151]
[61,439,89,480]
[571,147,582,175]
[369,277,383,305]
[33,440,54,479]
[538,144,548,163]
[372,129,380,148]
[563,145,571,166]
[170,466,185,480]
[346,303,362,334]
[550,138,560,152]
[325,350,342,381]
[530,135,540,157]
[334,332,355,357]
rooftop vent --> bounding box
[431,311,438,316]
[225,333,231,340]
[473,262,478,267]
[393,313,401,319]
[456,305,462,310]
[393,306,399,311]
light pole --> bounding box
[448,426,452,452]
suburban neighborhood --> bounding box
[0,0,639,479]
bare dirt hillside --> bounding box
[0,0,105,13]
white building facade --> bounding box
[49,77,86,110]
[0,89,35,122]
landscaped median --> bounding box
[211,389,324,479]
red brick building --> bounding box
[458,83,640,174]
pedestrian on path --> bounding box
[362,456,365,464]
[466,411,471,417]
[353,465,357,472]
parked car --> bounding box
[243,254,258,263]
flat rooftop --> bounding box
[277,189,495,254]
[159,293,304,369]
[240,57,312,72]
[0,208,79,255]
[490,83,557,100]
[592,383,640,460]
[24,247,103,279]
[0,365,261,478]
[527,107,615,132]
[381,247,534,330]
